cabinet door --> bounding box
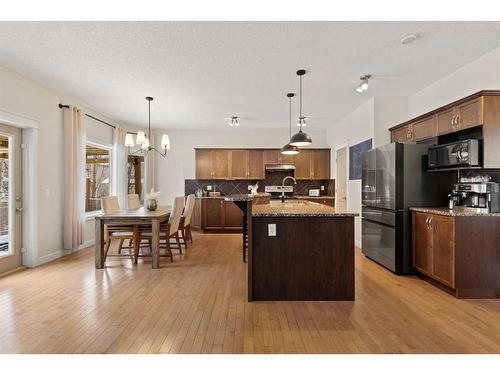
[391,125,412,142]
[312,149,330,179]
[195,149,212,179]
[279,153,295,165]
[412,115,436,141]
[436,108,456,135]
[457,98,483,131]
[263,149,280,165]
[294,149,313,180]
[191,198,202,230]
[204,199,224,229]
[211,150,230,179]
[248,150,264,179]
[230,150,248,179]
[412,212,433,276]
[223,201,243,229]
[431,215,455,288]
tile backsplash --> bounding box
[185,171,335,196]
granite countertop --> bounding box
[195,195,224,199]
[252,200,358,217]
[295,195,335,199]
[224,193,271,202]
[410,207,500,217]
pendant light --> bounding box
[125,97,170,157]
[281,93,299,155]
[289,69,312,147]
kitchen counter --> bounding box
[252,200,357,217]
[223,193,271,202]
[294,195,335,199]
[410,207,500,217]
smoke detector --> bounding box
[401,32,420,45]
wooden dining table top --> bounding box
[96,205,172,220]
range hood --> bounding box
[265,164,296,171]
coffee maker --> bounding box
[449,181,500,213]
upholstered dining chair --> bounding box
[179,194,195,249]
[128,193,141,210]
[101,196,135,260]
[138,196,185,264]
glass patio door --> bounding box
[0,123,22,274]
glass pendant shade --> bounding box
[136,131,146,145]
[289,130,312,147]
[281,143,299,155]
[161,134,170,150]
[124,133,135,147]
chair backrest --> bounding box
[182,194,196,226]
[101,196,120,214]
[128,194,141,210]
[168,196,185,236]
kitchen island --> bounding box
[249,200,358,301]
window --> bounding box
[127,155,144,201]
[85,143,111,213]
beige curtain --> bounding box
[113,127,128,209]
[63,106,86,250]
[144,134,155,195]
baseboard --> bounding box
[0,266,27,279]
[34,239,95,267]
[35,249,72,266]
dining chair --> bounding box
[128,194,141,209]
[101,196,135,260]
[138,196,185,264]
[179,194,195,249]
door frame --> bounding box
[334,143,349,211]
[0,108,39,268]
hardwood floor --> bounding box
[1,232,500,353]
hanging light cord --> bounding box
[299,74,303,130]
[148,99,151,139]
[289,95,292,138]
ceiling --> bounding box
[1,22,500,130]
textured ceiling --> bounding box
[1,21,500,130]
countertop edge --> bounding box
[410,207,500,217]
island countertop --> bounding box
[252,199,358,217]
[223,193,271,202]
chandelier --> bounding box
[124,97,170,157]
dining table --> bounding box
[94,205,172,269]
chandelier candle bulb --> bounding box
[161,134,170,150]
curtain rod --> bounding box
[58,104,137,135]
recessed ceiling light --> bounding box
[401,32,420,45]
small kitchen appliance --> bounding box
[428,139,481,169]
[449,181,500,213]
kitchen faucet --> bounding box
[281,176,297,202]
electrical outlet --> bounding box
[321,185,325,191]
[207,185,212,191]
[268,224,276,236]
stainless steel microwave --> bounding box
[428,139,481,169]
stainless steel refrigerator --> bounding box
[361,143,454,274]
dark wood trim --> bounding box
[389,90,500,131]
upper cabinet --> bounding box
[294,149,330,180]
[389,91,500,168]
[194,148,330,180]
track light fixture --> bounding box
[228,116,239,127]
[356,74,371,93]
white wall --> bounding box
[373,97,408,148]
[326,99,374,246]
[408,45,500,118]
[154,128,328,205]
[0,64,138,265]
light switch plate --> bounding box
[268,224,276,236]
[321,185,325,191]
[207,185,212,191]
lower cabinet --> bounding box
[412,211,500,298]
[412,212,455,288]
[192,198,243,232]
